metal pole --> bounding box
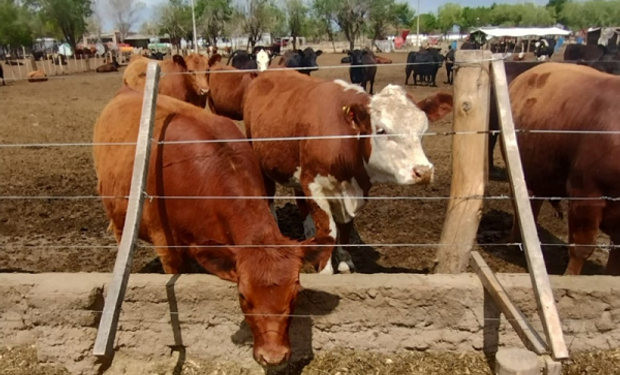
[191,0,198,53]
[416,0,421,50]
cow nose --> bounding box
[413,164,434,184]
[254,346,291,367]
[200,87,209,95]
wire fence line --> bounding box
[3,128,620,149]
[0,242,615,250]
[2,194,620,202]
[0,308,596,325]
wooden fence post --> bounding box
[93,61,161,357]
[435,49,491,273]
[490,55,568,360]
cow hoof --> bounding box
[337,261,353,274]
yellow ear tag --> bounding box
[343,106,354,120]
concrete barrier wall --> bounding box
[1,273,619,375]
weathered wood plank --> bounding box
[93,61,161,357]
[490,55,568,360]
[471,251,547,355]
[435,49,491,273]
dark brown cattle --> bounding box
[206,64,257,121]
[93,86,333,368]
[96,61,120,73]
[123,54,211,108]
[507,62,620,276]
[244,71,453,274]
[0,64,4,86]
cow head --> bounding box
[357,85,453,185]
[256,49,270,71]
[284,48,322,74]
[192,236,333,369]
[184,54,210,96]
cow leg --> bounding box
[369,79,374,95]
[149,231,189,274]
[263,173,278,222]
[509,198,544,243]
[335,221,355,273]
[565,201,602,276]
[300,178,353,275]
[294,189,315,239]
[606,240,620,276]
[405,68,411,85]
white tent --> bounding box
[470,27,571,38]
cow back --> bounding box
[243,72,372,185]
[93,89,269,245]
[509,62,620,197]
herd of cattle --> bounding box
[2,42,620,368]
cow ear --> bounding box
[192,246,238,282]
[346,50,352,55]
[208,54,222,66]
[172,54,188,70]
[298,236,334,272]
[344,103,372,133]
[315,50,323,56]
[415,92,454,122]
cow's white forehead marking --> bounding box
[364,84,434,185]
[334,79,365,93]
[256,50,269,71]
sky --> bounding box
[99,0,551,33]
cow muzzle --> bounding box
[412,164,434,184]
[200,88,209,95]
[254,343,291,368]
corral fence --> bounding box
[90,50,566,373]
[1,50,618,375]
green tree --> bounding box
[461,6,489,31]
[437,3,462,34]
[105,0,145,42]
[0,0,34,50]
[547,0,568,24]
[237,0,277,49]
[312,0,338,51]
[285,0,307,50]
[157,0,191,51]
[335,0,371,51]
[29,0,93,51]
[196,0,232,46]
[417,13,438,34]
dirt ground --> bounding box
[0,51,609,275]
[2,345,620,375]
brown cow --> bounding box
[123,54,211,108]
[244,71,453,274]
[507,62,620,276]
[206,64,257,120]
[96,61,120,73]
[374,55,393,64]
[93,86,333,367]
[27,70,48,82]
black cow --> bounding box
[149,51,165,60]
[227,50,257,70]
[277,48,323,75]
[444,47,456,85]
[565,44,620,75]
[346,49,376,94]
[533,38,556,61]
[405,47,444,87]
[0,64,5,86]
[52,54,67,66]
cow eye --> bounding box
[239,293,246,301]
[377,128,386,135]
